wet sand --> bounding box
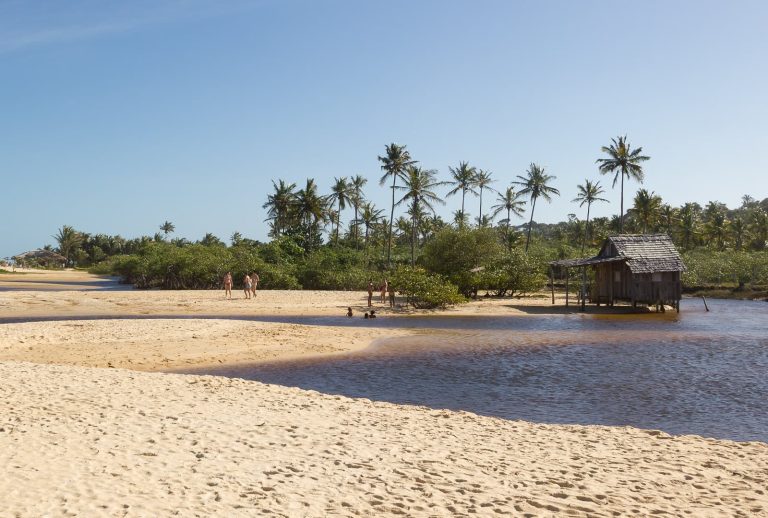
[1,270,766,516]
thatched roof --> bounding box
[602,234,685,273]
[551,234,685,273]
[13,249,67,262]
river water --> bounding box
[188,298,768,442]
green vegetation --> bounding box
[23,137,765,305]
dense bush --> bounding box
[420,227,504,296]
[295,248,376,290]
[474,248,544,296]
[682,250,768,287]
[390,266,465,309]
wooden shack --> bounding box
[551,234,686,311]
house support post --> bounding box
[565,268,569,307]
[581,266,587,312]
[550,266,555,304]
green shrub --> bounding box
[420,227,504,296]
[390,266,465,309]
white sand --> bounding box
[2,362,766,516]
[1,272,766,516]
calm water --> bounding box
[187,298,768,442]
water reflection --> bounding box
[189,298,768,442]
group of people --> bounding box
[222,271,260,299]
[367,278,395,308]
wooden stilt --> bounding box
[565,268,569,307]
[581,266,587,312]
[550,266,555,304]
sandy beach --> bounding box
[1,271,767,516]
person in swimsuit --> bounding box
[380,278,388,303]
[367,280,374,307]
[223,272,233,299]
[346,307,353,317]
[250,272,260,297]
[243,274,252,299]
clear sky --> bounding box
[1,0,767,257]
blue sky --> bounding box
[1,0,767,257]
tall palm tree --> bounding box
[263,180,296,238]
[572,179,608,253]
[446,161,478,227]
[491,186,527,250]
[53,225,83,266]
[474,169,495,227]
[596,135,650,233]
[750,208,768,250]
[378,143,416,265]
[160,221,175,240]
[396,166,446,265]
[513,163,560,252]
[349,174,367,248]
[328,176,351,245]
[295,178,328,249]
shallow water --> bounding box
[188,298,768,442]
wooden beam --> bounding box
[550,266,555,304]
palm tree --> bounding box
[731,216,748,251]
[349,174,367,248]
[474,169,495,227]
[328,176,351,245]
[230,231,243,246]
[492,186,527,250]
[200,233,224,247]
[452,210,469,228]
[446,161,478,227]
[295,178,328,249]
[632,189,662,234]
[160,221,175,240]
[53,225,83,266]
[357,202,385,249]
[572,180,608,253]
[378,143,416,265]
[396,166,446,265]
[660,204,678,237]
[513,163,560,252]
[263,180,296,238]
[679,203,699,249]
[596,135,650,233]
[750,208,768,250]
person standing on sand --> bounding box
[380,278,388,303]
[223,272,233,299]
[388,284,395,308]
[250,272,260,297]
[367,280,374,307]
[243,274,252,299]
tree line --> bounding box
[14,136,767,303]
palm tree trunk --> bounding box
[479,187,483,226]
[506,207,512,251]
[619,171,625,233]
[387,177,397,266]
[461,189,466,227]
[582,203,591,254]
[525,197,537,253]
[353,204,359,250]
[411,205,417,267]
